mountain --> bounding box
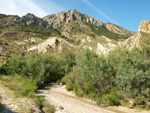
[43,10,133,39]
[119,20,150,50]
[104,22,134,36]
[7,13,48,27]
[1,10,133,40]
[1,10,148,59]
[28,20,150,56]
[139,20,150,33]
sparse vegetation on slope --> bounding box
[61,39,150,109]
[0,11,150,112]
[1,53,65,88]
[1,38,150,109]
[0,75,55,113]
[0,25,62,40]
[85,22,128,40]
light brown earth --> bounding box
[0,81,41,113]
[37,83,150,113]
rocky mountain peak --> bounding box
[139,20,150,33]
[43,9,104,29]
[7,13,48,27]
[0,10,133,40]
[23,13,37,19]
[0,14,8,18]
[43,9,82,28]
[43,10,133,37]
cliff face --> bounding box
[27,20,150,56]
[43,10,104,29]
[139,20,150,33]
[7,13,48,27]
[1,10,133,39]
[43,10,133,37]
[104,23,134,36]
[119,20,150,50]
[2,10,149,58]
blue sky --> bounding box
[0,0,150,32]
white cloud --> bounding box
[0,0,48,17]
[83,0,119,25]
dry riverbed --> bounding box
[0,81,41,113]
[37,83,150,113]
[0,80,149,113]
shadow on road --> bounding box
[0,103,16,113]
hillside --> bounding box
[0,10,135,59]
[43,10,133,40]
[0,10,149,59]
[27,20,150,56]
[0,9,150,113]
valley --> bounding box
[0,9,150,113]
[37,83,150,113]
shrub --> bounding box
[63,44,150,107]
[42,100,55,113]
[63,52,76,73]
[1,75,55,113]
[105,93,120,105]
[73,50,114,95]
[1,75,37,98]
[2,53,65,88]
[61,76,69,85]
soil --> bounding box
[37,83,150,113]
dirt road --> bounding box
[37,83,149,113]
[0,81,41,113]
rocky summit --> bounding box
[139,20,150,33]
[43,10,104,29]
[7,13,48,27]
[43,10,133,38]
[0,10,133,38]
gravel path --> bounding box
[37,83,150,113]
[0,81,41,113]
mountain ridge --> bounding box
[0,10,149,59]
[0,9,134,38]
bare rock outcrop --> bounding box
[118,20,150,50]
[139,20,150,33]
[28,37,75,53]
[43,10,132,38]
[1,10,132,39]
[8,13,48,27]
[1,31,17,37]
[0,14,8,18]
[118,32,141,50]
[104,23,134,36]
[43,9,104,29]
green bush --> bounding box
[105,93,120,105]
[63,52,76,73]
[42,100,55,113]
[2,36,150,108]
[65,83,72,91]
[18,25,61,38]
[2,53,65,88]
[72,50,114,95]
[63,43,150,107]
[1,75,37,98]
[1,75,55,113]
[85,22,128,40]
[61,76,69,85]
